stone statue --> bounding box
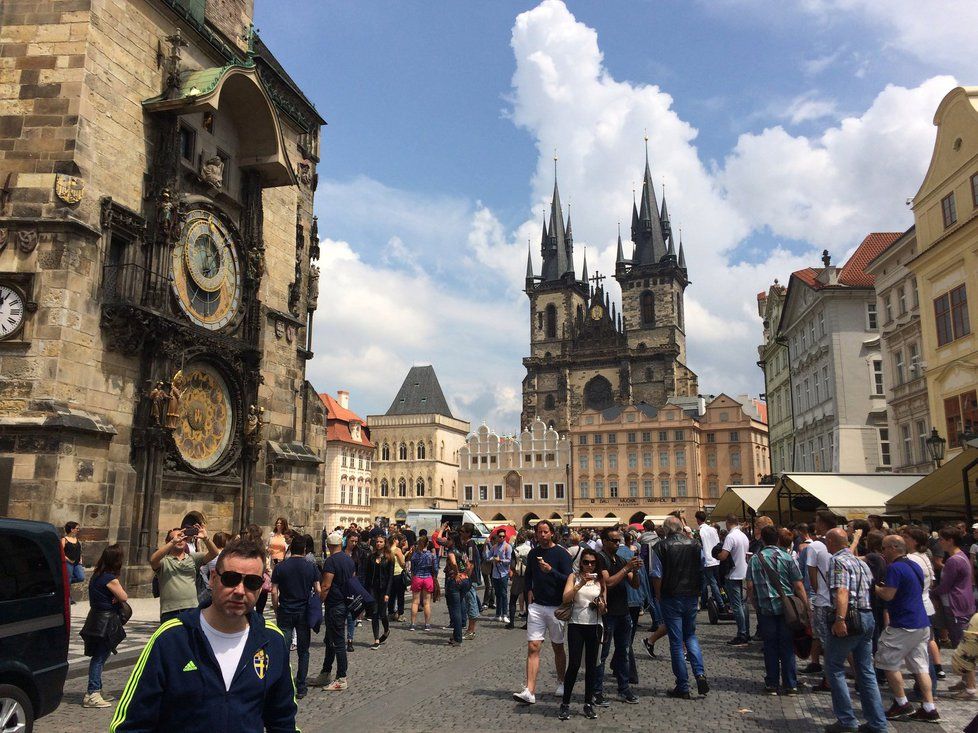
[244,404,264,448]
[164,370,184,431]
[296,159,313,187]
[148,381,168,427]
[307,264,319,309]
[200,156,224,189]
[157,187,177,241]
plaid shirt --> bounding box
[747,545,802,616]
[828,548,873,611]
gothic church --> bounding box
[522,150,698,433]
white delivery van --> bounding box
[405,509,491,545]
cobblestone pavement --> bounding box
[39,601,976,733]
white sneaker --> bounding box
[555,683,565,697]
[512,688,536,705]
[82,692,111,709]
[502,616,510,624]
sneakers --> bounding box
[666,687,691,699]
[885,700,914,720]
[783,687,800,696]
[369,642,381,650]
[502,616,511,624]
[726,635,749,647]
[346,641,354,652]
[308,672,333,687]
[555,683,565,697]
[907,708,941,724]
[95,690,115,702]
[505,621,515,629]
[948,679,968,692]
[409,624,416,631]
[618,691,639,704]
[582,703,598,719]
[296,689,306,700]
[379,631,389,644]
[557,704,571,720]
[424,624,432,631]
[82,692,112,709]
[935,669,946,680]
[642,638,656,659]
[696,675,710,696]
[950,688,977,701]
[462,631,476,640]
[513,688,536,705]
[325,678,348,691]
[764,686,779,696]
[592,692,610,707]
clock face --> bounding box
[589,304,604,321]
[171,210,242,330]
[0,284,25,339]
[172,362,235,471]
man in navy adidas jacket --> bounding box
[110,536,298,732]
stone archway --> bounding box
[522,512,539,528]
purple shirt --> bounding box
[933,550,976,619]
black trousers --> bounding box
[509,576,526,620]
[388,575,406,616]
[563,623,600,705]
[371,601,389,640]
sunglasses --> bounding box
[218,571,264,592]
[581,560,596,565]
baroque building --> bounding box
[864,228,932,472]
[458,419,570,528]
[319,391,374,531]
[910,86,978,460]
[757,281,792,475]
[0,0,325,589]
[368,366,469,523]
[521,150,698,434]
[778,236,898,473]
[569,395,768,525]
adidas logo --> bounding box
[182,660,198,672]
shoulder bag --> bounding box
[758,550,809,634]
[824,558,864,637]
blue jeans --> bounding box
[276,610,311,693]
[725,579,750,638]
[87,645,110,694]
[595,613,632,696]
[824,610,886,731]
[660,595,705,692]
[491,576,509,619]
[466,584,480,621]
[445,579,464,642]
[346,608,356,642]
[321,603,348,679]
[66,561,85,584]
[757,613,797,689]
[701,565,723,608]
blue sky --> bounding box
[254,0,974,429]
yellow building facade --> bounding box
[911,87,978,459]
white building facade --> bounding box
[758,281,793,474]
[320,390,374,531]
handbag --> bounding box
[554,601,573,622]
[757,550,809,634]
[306,590,323,633]
[824,560,865,637]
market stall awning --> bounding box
[709,485,775,520]
[759,472,926,520]
[568,517,621,528]
[886,447,978,514]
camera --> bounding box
[182,525,199,539]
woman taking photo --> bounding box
[80,544,128,708]
[558,547,606,721]
[408,536,436,631]
[442,532,472,647]
[364,535,394,649]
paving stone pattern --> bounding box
[39,601,976,733]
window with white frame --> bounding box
[867,302,878,330]
[898,285,907,315]
[643,452,652,468]
[595,480,604,498]
[579,454,588,470]
[901,424,912,466]
[707,450,717,468]
[608,453,618,470]
[730,450,741,469]
[539,483,549,499]
[894,350,905,386]
[628,452,637,469]
[659,451,669,469]
[708,478,719,498]
[643,479,653,498]
[579,481,589,499]
[675,450,686,468]
[916,421,928,461]
[478,485,487,501]
[594,454,604,470]
[523,484,533,500]
[609,481,618,498]
[555,483,565,499]
[493,484,503,501]
[879,428,891,466]
[628,480,638,497]
[677,479,687,497]
[872,360,884,395]
[660,478,670,497]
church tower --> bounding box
[614,143,698,404]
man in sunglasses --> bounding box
[110,536,298,732]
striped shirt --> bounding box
[828,548,873,611]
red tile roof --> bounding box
[319,393,375,449]
[791,232,902,290]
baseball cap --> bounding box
[326,531,344,547]
[972,522,978,531]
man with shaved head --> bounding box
[822,527,886,733]
[873,534,940,723]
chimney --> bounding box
[337,390,350,410]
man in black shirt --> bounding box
[271,536,320,699]
[593,526,642,706]
[513,520,572,705]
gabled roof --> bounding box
[385,366,454,419]
[790,232,902,291]
[319,393,374,448]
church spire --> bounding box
[525,239,534,279]
[678,227,686,269]
[616,223,625,266]
[660,189,672,241]
[632,136,667,265]
[581,246,589,284]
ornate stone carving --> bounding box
[147,381,169,427]
[274,320,284,339]
[285,324,296,344]
[156,187,179,244]
[0,228,6,254]
[309,216,319,261]
[16,230,37,253]
[164,370,184,431]
[307,264,319,310]
[199,156,224,189]
[296,159,313,187]
[100,197,146,240]
[54,174,84,205]
[244,404,264,461]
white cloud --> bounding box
[783,93,839,124]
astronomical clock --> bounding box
[170,362,236,472]
[171,209,242,331]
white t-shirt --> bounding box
[806,539,832,608]
[698,524,720,568]
[721,527,749,580]
[200,613,250,691]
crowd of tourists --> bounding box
[69,509,978,732]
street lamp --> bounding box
[926,428,946,469]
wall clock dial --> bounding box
[0,284,26,339]
[171,363,234,471]
[171,210,242,330]
[589,304,604,321]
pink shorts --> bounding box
[411,576,434,594]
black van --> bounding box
[0,518,70,732]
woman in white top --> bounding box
[902,526,945,679]
[558,547,606,721]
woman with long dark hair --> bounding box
[364,535,394,649]
[81,544,128,708]
[558,547,606,720]
[62,521,84,598]
[408,535,436,630]
[442,532,472,647]
[387,533,407,621]
[246,523,272,614]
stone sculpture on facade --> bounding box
[200,156,224,189]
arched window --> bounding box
[583,375,614,411]
[398,478,406,497]
[381,443,390,461]
[544,394,556,410]
[416,477,425,497]
[398,442,407,460]
[340,484,347,505]
[417,441,426,459]
[380,478,389,497]
[440,441,445,460]
[640,291,655,326]
[545,303,557,338]
[357,485,362,505]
